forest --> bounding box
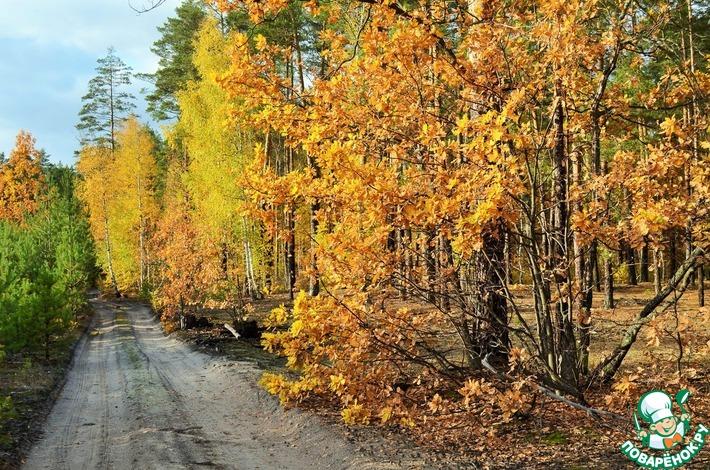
[1,0,709,467]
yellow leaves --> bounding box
[254,34,267,52]
[0,131,45,223]
[632,207,669,238]
[502,89,525,121]
[341,400,369,425]
[379,406,393,424]
[264,305,289,327]
[659,115,683,138]
[259,373,296,404]
[260,373,321,405]
[261,332,281,353]
[418,122,444,146]
[399,416,416,428]
[204,0,710,449]
[292,290,309,318]
[453,114,470,137]
[489,126,505,144]
[612,374,637,395]
[76,117,159,293]
[498,388,526,422]
[260,372,287,398]
[458,379,495,409]
[290,319,304,337]
[329,374,346,395]
[508,347,530,371]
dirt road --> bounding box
[23,299,415,470]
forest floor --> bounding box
[179,282,710,469]
[18,297,446,470]
[0,307,92,470]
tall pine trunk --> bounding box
[551,86,578,390]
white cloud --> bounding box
[0,0,181,72]
[0,0,183,163]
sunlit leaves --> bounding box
[0,131,45,223]
[77,118,158,293]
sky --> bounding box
[0,0,182,165]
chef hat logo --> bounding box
[638,390,674,424]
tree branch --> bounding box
[590,247,704,385]
[128,0,167,13]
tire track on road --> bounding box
[24,298,419,470]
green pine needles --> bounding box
[0,166,96,359]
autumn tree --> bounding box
[0,131,45,223]
[112,118,159,292]
[150,167,221,329]
[76,145,120,295]
[172,18,264,298]
[212,0,708,425]
[71,0,707,440]
[77,117,158,295]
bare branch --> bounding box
[128,0,167,13]
[591,247,704,385]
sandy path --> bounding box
[23,299,408,470]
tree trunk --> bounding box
[396,228,406,298]
[262,216,273,295]
[478,226,509,366]
[698,264,705,307]
[103,198,120,298]
[551,87,578,389]
[404,228,413,299]
[591,243,601,292]
[640,242,649,282]
[220,242,229,279]
[504,229,512,285]
[626,245,637,286]
[308,202,320,297]
[653,248,662,295]
[308,155,321,297]
[441,234,454,312]
[285,142,297,300]
[425,229,437,303]
[138,173,146,293]
[669,231,678,279]
[604,257,614,309]
[285,204,296,300]
[572,142,592,376]
[594,248,703,383]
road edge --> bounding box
[4,298,96,470]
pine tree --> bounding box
[0,164,95,358]
[144,0,207,121]
[76,48,135,151]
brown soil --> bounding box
[178,283,710,469]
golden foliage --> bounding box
[0,131,45,223]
